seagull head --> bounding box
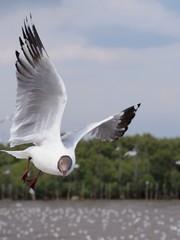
[57,155,72,177]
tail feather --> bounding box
[1,150,29,159]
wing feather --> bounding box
[10,16,67,147]
[62,103,141,148]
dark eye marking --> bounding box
[57,155,72,172]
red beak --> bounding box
[62,170,67,177]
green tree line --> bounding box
[0,133,180,200]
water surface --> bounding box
[0,200,180,240]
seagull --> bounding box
[175,160,180,165]
[2,15,141,189]
[124,149,137,157]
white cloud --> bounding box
[1,0,180,64]
[1,0,180,140]
[110,0,180,35]
[64,0,180,36]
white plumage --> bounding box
[2,16,141,189]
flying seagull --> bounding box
[2,16,141,189]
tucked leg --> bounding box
[27,170,42,190]
[21,157,31,182]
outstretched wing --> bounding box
[62,103,141,148]
[10,16,67,147]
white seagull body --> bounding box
[2,16,141,189]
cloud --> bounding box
[1,1,180,64]
[63,0,180,36]
[1,0,180,141]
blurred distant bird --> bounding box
[2,15,141,189]
[124,150,137,157]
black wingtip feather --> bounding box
[15,50,20,59]
[22,27,26,40]
[111,103,141,140]
[19,37,24,47]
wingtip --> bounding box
[15,50,20,58]
[29,13,34,27]
[19,37,24,46]
[135,103,141,109]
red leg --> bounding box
[21,157,31,182]
[27,170,42,190]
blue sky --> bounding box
[1,0,180,143]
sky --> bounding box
[1,0,180,143]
